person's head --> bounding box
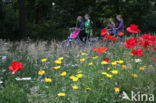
[116,15,122,21]
[84,14,90,20]
[109,18,113,22]
[77,16,83,22]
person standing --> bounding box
[84,14,93,41]
[77,16,85,42]
[77,16,85,30]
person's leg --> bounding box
[83,33,89,43]
[78,31,84,42]
[87,34,90,42]
[79,30,88,43]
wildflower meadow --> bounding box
[0,25,156,103]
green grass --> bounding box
[0,38,156,103]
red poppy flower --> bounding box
[104,35,117,42]
[131,48,144,57]
[149,36,156,42]
[8,61,24,74]
[151,57,155,61]
[101,28,108,36]
[104,58,110,63]
[118,32,124,36]
[126,24,141,33]
[141,34,151,40]
[112,37,117,41]
[141,34,156,42]
[97,47,108,54]
[139,40,153,51]
[124,37,138,49]
[139,34,156,51]
[92,48,98,52]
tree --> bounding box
[18,0,26,39]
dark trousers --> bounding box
[79,30,87,42]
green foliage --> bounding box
[27,21,69,40]
[0,82,28,103]
[0,0,156,40]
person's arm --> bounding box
[117,20,123,30]
[112,22,116,28]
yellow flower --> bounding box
[76,74,83,78]
[58,57,64,61]
[111,70,119,75]
[81,53,87,56]
[41,58,47,62]
[72,77,79,82]
[60,72,67,76]
[101,61,108,64]
[44,78,52,82]
[38,70,45,75]
[70,76,79,82]
[92,56,98,59]
[139,66,146,70]
[111,61,117,66]
[88,62,93,66]
[86,87,91,91]
[132,73,138,78]
[53,66,61,70]
[106,74,113,78]
[107,67,111,70]
[72,85,78,90]
[77,70,83,74]
[114,87,120,93]
[80,58,85,62]
[101,72,107,75]
[122,65,126,69]
[70,76,75,79]
[57,93,66,96]
[54,60,62,64]
[117,60,124,64]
